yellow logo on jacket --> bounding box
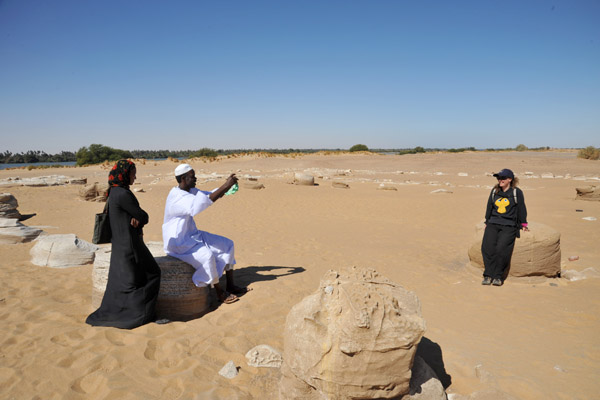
[495,197,510,214]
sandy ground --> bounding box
[1,151,599,399]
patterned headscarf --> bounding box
[108,159,135,189]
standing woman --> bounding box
[481,168,528,286]
[86,160,161,328]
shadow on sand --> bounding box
[206,265,306,311]
[416,336,452,388]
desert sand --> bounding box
[1,151,599,399]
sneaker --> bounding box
[481,276,492,285]
[492,278,503,286]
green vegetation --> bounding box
[397,146,426,155]
[76,144,133,166]
[447,147,476,153]
[0,150,75,164]
[515,144,528,151]
[349,144,369,152]
[578,146,600,160]
[190,148,219,158]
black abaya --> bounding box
[86,186,161,329]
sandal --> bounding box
[219,292,239,304]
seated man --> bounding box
[162,164,248,304]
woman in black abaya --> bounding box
[86,159,161,329]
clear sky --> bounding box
[1,0,598,153]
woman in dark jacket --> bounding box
[481,168,528,287]
[86,160,161,329]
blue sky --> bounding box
[1,0,598,153]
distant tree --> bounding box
[515,144,528,151]
[578,146,600,160]
[190,148,219,158]
[349,144,369,152]
[76,144,133,166]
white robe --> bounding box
[162,187,235,287]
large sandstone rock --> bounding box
[279,267,426,400]
[92,241,210,321]
[30,234,98,268]
[0,218,43,244]
[468,222,561,278]
[576,185,600,201]
[79,182,109,202]
[0,193,21,219]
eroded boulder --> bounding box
[468,222,561,278]
[279,267,426,400]
[0,193,21,219]
[79,182,109,202]
[30,234,98,268]
[576,185,600,201]
[293,173,315,186]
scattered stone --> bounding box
[549,282,558,287]
[218,361,239,379]
[79,182,109,202]
[568,256,579,261]
[562,267,600,281]
[582,216,597,221]
[92,242,210,321]
[30,234,98,268]
[0,218,43,244]
[553,365,566,372]
[468,222,561,278]
[293,173,315,186]
[541,173,554,179]
[430,189,453,194]
[332,181,349,189]
[458,173,468,177]
[68,178,87,185]
[133,188,145,193]
[377,184,397,191]
[279,267,426,399]
[246,345,283,368]
[474,364,495,384]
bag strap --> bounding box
[102,198,109,214]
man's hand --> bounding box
[131,218,140,228]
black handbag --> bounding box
[92,200,111,244]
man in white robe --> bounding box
[162,164,248,304]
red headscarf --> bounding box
[108,159,135,190]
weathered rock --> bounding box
[377,184,398,191]
[0,193,21,219]
[293,173,315,186]
[79,182,109,202]
[332,181,350,189]
[468,222,561,278]
[279,267,426,400]
[246,344,283,368]
[92,241,210,321]
[403,356,447,400]
[218,361,239,379]
[562,267,600,281]
[68,178,87,185]
[242,181,265,190]
[30,234,98,268]
[576,186,600,201]
[0,218,43,244]
[431,189,453,194]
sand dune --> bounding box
[1,151,599,399]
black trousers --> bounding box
[481,223,518,280]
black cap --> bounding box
[493,169,514,179]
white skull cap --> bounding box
[174,163,193,177]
